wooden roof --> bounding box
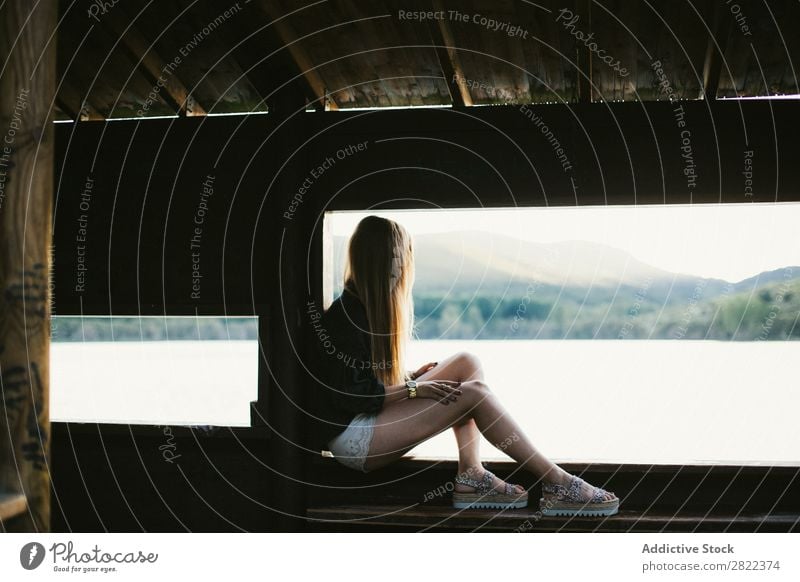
[55,0,800,120]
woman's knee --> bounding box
[453,351,483,380]
[458,379,491,406]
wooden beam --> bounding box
[428,0,472,107]
[54,96,79,121]
[0,0,56,532]
[258,3,338,111]
[702,2,731,100]
[56,79,104,121]
[575,0,593,103]
[103,12,206,116]
[203,4,319,113]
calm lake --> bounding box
[51,339,800,465]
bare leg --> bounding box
[365,374,563,481]
[365,352,615,501]
[426,352,483,475]
[410,353,505,492]
[452,418,481,475]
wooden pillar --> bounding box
[263,85,310,531]
[0,0,57,532]
[575,0,593,104]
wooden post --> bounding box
[0,0,57,532]
[575,0,593,104]
[263,84,310,531]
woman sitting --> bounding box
[311,215,618,516]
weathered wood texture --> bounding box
[0,492,27,522]
[307,506,800,532]
[0,0,57,532]
[51,0,797,120]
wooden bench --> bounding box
[307,505,798,532]
[304,456,800,532]
[0,492,28,525]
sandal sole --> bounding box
[539,499,619,517]
[453,493,529,510]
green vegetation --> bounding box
[51,316,258,342]
[411,276,800,340]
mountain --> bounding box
[333,230,798,303]
[732,268,798,291]
[411,234,673,290]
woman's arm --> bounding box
[383,382,411,406]
[381,379,462,408]
[408,361,438,380]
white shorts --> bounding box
[326,412,377,473]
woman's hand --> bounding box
[410,361,438,380]
[415,380,462,405]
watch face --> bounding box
[407,380,417,389]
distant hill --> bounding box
[334,230,796,297]
[336,231,672,290]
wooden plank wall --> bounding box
[50,101,800,531]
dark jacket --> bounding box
[307,288,386,452]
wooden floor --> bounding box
[307,505,800,533]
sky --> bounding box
[327,203,800,283]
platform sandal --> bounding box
[452,469,529,509]
[539,474,619,517]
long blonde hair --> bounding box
[343,216,414,386]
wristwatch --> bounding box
[405,379,418,399]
